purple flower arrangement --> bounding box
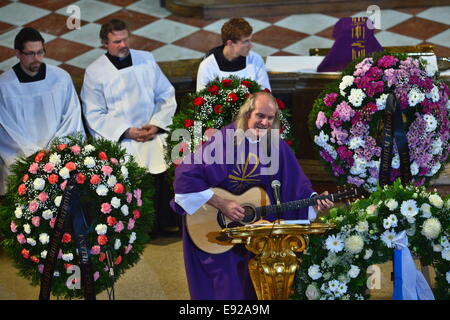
[310,53,450,191]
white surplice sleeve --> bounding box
[254,54,271,91]
[148,58,177,130]
[0,118,20,194]
[174,189,214,215]
[81,69,130,142]
[196,56,217,92]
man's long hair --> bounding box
[234,91,280,131]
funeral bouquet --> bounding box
[0,135,154,299]
[309,52,450,191]
[166,76,295,167]
[294,179,450,300]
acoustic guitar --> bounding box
[185,186,364,254]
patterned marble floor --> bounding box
[0,0,449,78]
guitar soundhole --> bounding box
[218,205,257,228]
[242,206,256,223]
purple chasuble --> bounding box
[317,17,383,72]
[170,123,314,300]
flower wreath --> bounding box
[165,76,296,167]
[0,135,154,299]
[294,179,450,300]
[309,52,450,192]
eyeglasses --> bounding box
[20,49,46,57]
[234,39,252,46]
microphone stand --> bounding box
[271,180,281,223]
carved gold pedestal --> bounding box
[223,223,334,300]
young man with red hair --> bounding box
[196,18,271,92]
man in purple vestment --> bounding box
[170,92,333,299]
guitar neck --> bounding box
[256,194,334,217]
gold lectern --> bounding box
[222,222,334,300]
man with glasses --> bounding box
[196,18,271,91]
[81,19,180,236]
[0,27,85,195]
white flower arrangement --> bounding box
[429,194,444,208]
[110,197,121,209]
[442,249,450,261]
[386,199,398,211]
[33,178,46,191]
[95,224,108,235]
[23,224,31,234]
[120,204,129,216]
[344,235,364,254]
[39,233,49,245]
[339,75,355,96]
[96,184,109,196]
[423,114,438,133]
[54,196,62,207]
[421,218,442,240]
[84,156,96,168]
[308,264,322,280]
[49,153,61,165]
[305,284,320,300]
[325,235,344,253]
[59,167,70,179]
[294,180,449,300]
[408,87,425,107]
[62,253,74,262]
[15,206,23,219]
[348,88,366,107]
[107,175,117,187]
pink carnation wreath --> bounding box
[0,136,153,298]
[309,52,450,191]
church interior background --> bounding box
[0,0,449,300]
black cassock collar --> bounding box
[206,45,246,72]
[106,52,133,70]
[13,63,46,83]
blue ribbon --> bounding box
[392,247,403,300]
[392,231,435,300]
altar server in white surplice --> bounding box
[0,28,85,195]
[196,18,271,92]
[81,19,180,234]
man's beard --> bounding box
[27,62,41,73]
[252,124,270,138]
[117,47,130,58]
